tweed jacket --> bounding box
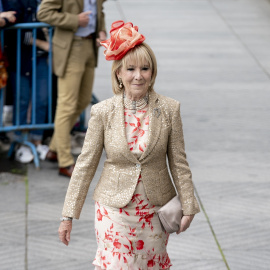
[62,91,200,219]
[37,0,106,77]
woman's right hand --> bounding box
[58,220,72,246]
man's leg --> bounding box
[72,39,95,126]
[51,39,90,168]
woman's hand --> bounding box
[177,214,195,234]
[58,220,72,246]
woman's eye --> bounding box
[127,68,134,71]
[142,67,149,71]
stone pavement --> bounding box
[1,0,270,269]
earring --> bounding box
[119,78,123,89]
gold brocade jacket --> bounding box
[62,91,200,219]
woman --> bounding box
[58,20,200,270]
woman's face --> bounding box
[117,60,152,100]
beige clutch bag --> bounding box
[157,195,183,234]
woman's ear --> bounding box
[116,68,121,77]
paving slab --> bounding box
[0,173,26,270]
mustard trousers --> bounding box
[50,38,95,167]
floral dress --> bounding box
[93,106,172,270]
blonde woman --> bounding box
[58,20,200,270]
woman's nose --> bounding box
[134,69,142,80]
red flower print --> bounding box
[147,259,154,267]
[124,210,130,216]
[132,127,138,133]
[97,209,103,221]
[145,213,154,223]
[105,232,112,241]
[139,144,144,152]
[113,239,122,249]
[136,240,144,250]
[103,207,108,215]
[138,129,145,137]
[144,115,149,125]
[129,123,136,127]
[133,115,140,122]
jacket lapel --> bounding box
[112,93,139,164]
[139,91,162,161]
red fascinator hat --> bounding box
[100,20,145,61]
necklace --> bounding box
[124,93,149,114]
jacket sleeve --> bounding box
[98,0,106,33]
[37,0,79,32]
[62,105,104,219]
[167,102,200,216]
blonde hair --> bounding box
[111,43,157,94]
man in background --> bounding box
[38,0,106,177]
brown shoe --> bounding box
[46,150,58,162]
[59,165,75,178]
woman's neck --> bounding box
[124,91,147,101]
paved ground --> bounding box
[1,0,270,269]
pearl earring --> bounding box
[119,78,123,89]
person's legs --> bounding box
[10,72,31,132]
[30,56,48,143]
[11,72,31,139]
[50,38,91,168]
[10,72,34,163]
[50,63,94,154]
[70,39,95,127]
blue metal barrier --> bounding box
[0,23,99,168]
[0,23,54,168]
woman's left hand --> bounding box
[177,214,195,234]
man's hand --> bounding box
[96,31,106,47]
[0,11,17,24]
[78,11,91,27]
[177,214,195,234]
[58,220,72,246]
